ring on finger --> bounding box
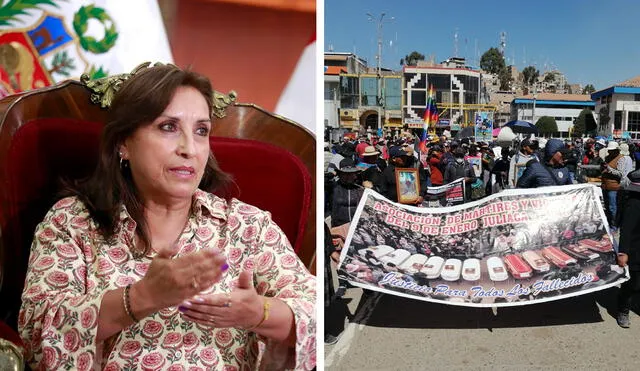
[224,292,232,308]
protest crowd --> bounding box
[324,127,640,343]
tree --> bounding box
[498,68,512,91]
[573,108,598,137]
[521,66,539,93]
[400,51,425,66]
[582,84,596,95]
[479,47,505,74]
[543,72,556,84]
[535,116,558,136]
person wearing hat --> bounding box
[615,169,640,328]
[355,136,371,162]
[601,141,633,228]
[357,145,384,190]
[516,139,572,188]
[375,146,426,204]
[508,136,539,188]
[331,159,365,228]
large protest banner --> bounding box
[337,184,628,307]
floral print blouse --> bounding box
[18,189,316,370]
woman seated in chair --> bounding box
[18,64,316,370]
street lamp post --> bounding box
[367,12,393,134]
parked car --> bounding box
[380,249,411,268]
[440,258,462,281]
[462,258,481,281]
[486,257,509,281]
[521,250,550,272]
[578,238,613,253]
[562,244,599,261]
[503,254,533,279]
[421,256,445,279]
[541,246,577,268]
[399,254,429,274]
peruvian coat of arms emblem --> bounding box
[0,1,119,98]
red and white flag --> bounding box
[275,34,316,135]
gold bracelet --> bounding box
[246,298,270,331]
[123,284,139,322]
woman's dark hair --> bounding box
[65,64,231,257]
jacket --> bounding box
[331,182,364,227]
[516,160,571,188]
[619,192,640,271]
[601,154,623,191]
[428,153,444,185]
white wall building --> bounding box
[591,75,640,139]
[511,93,594,137]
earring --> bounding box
[119,152,128,170]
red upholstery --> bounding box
[0,117,310,331]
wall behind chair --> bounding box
[159,0,315,112]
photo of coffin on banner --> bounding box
[337,184,628,307]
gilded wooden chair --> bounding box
[0,64,316,363]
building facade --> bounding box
[403,64,493,132]
[511,93,594,137]
[324,53,367,130]
[591,75,640,140]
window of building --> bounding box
[427,74,451,90]
[410,91,426,106]
[360,77,379,106]
[383,78,401,110]
[614,110,622,130]
[635,94,640,102]
[339,76,359,108]
[628,111,640,133]
[324,82,336,101]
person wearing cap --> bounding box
[508,137,539,188]
[601,141,632,228]
[595,138,608,161]
[331,159,365,228]
[516,139,572,188]
[375,146,426,204]
[615,169,640,328]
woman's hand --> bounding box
[134,247,228,311]
[178,270,263,329]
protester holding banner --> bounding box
[376,146,425,205]
[517,139,571,188]
[444,148,476,201]
[616,169,640,328]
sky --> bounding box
[324,0,640,90]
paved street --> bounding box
[325,270,640,371]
